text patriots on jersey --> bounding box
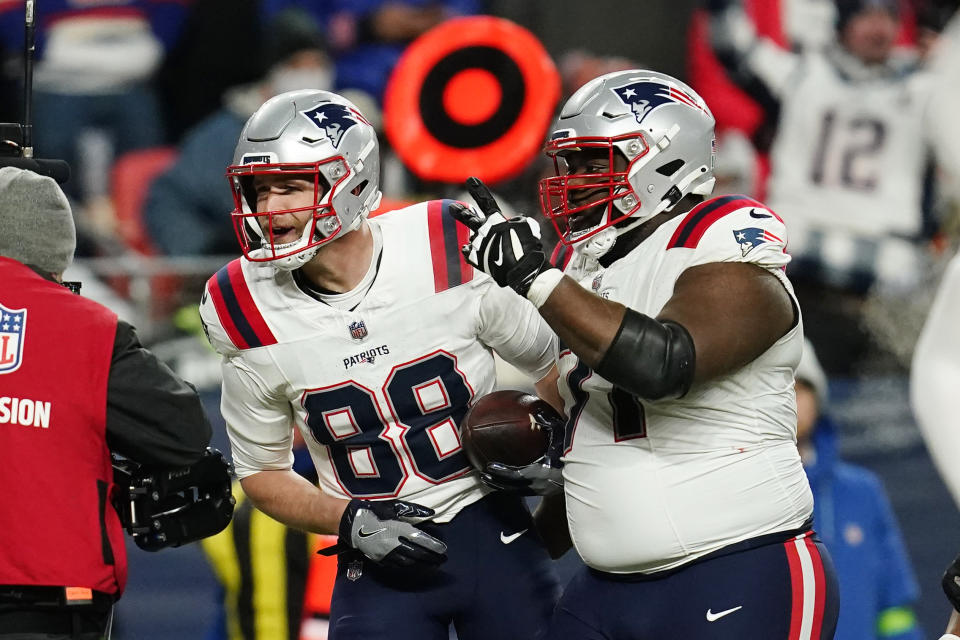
[343,345,390,370]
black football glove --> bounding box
[481,403,567,497]
[325,499,447,569]
[448,177,558,299]
[943,552,960,612]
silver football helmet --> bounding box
[539,69,716,254]
[228,89,382,270]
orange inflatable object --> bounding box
[384,15,560,185]
[303,535,339,619]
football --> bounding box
[459,390,560,470]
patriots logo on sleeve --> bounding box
[613,80,705,125]
[733,227,783,257]
[301,103,369,148]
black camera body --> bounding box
[112,447,236,551]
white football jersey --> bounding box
[709,6,960,288]
[200,200,557,523]
[558,195,813,574]
[764,47,935,240]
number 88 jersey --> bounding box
[200,201,557,522]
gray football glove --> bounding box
[481,459,564,497]
[337,499,447,568]
[480,402,567,497]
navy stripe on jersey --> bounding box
[441,199,466,287]
[668,195,760,249]
[215,266,264,349]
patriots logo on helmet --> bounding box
[613,81,704,125]
[301,103,369,148]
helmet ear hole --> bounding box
[239,177,257,212]
[656,159,685,177]
[351,179,369,197]
[243,219,263,249]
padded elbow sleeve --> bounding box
[595,309,696,400]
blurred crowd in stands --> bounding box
[0,1,956,365]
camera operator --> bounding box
[0,165,214,639]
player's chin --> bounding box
[567,205,605,234]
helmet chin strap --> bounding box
[582,226,618,259]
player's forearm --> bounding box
[240,469,348,535]
[537,276,625,369]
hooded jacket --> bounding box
[805,415,922,640]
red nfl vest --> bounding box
[0,257,127,596]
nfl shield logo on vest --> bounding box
[0,303,26,375]
[348,320,368,341]
[346,559,363,581]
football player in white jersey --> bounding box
[708,0,960,372]
[450,69,839,639]
[912,250,960,506]
[708,0,950,285]
[198,89,562,639]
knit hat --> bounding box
[796,338,829,407]
[260,8,328,74]
[0,166,76,274]
[835,0,899,32]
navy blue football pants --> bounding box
[547,530,839,640]
[328,492,560,639]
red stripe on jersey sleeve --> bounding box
[226,259,277,347]
[206,270,250,351]
[667,195,764,249]
[427,200,449,293]
[427,200,475,292]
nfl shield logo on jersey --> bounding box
[348,320,368,341]
[0,303,26,375]
[591,273,603,292]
